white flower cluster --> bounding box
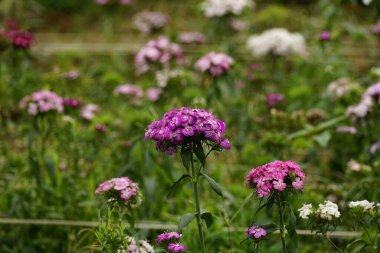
[298,203,313,219]
[202,0,254,18]
[318,201,341,221]
[298,201,341,221]
[118,236,155,253]
[349,200,376,212]
[327,78,358,100]
[246,28,307,58]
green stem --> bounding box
[361,221,375,248]
[277,195,287,253]
[321,231,344,253]
[190,150,206,253]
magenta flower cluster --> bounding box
[95,0,132,6]
[0,18,32,49]
[167,243,186,253]
[195,52,234,76]
[145,107,231,154]
[319,31,331,41]
[266,93,285,107]
[156,232,185,252]
[135,36,183,74]
[246,226,267,240]
[20,90,64,115]
[246,160,305,198]
[95,177,142,207]
[156,232,182,245]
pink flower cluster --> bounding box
[20,90,64,115]
[246,160,305,198]
[133,11,169,34]
[63,98,81,109]
[114,84,162,103]
[95,0,132,6]
[167,243,186,253]
[0,18,32,49]
[266,93,285,107]
[346,82,380,120]
[179,32,206,44]
[319,31,331,41]
[156,232,182,245]
[195,52,234,76]
[135,37,183,74]
[371,20,380,35]
[80,104,99,120]
[95,177,142,207]
[246,226,267,239]
[145,107,231,154]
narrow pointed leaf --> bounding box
[166,174,191,200]
[201,172,223,197]
[200,211,213,228]
[178,213,196,232]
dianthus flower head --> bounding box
[167,243,186,253]
[80,104,99,120]
[246,225,267,240]
[156,232,182,245]
[95,177,142,207]
[317,200,340,221]
[246,160,305,198]
[298,203,313,219]
[19,90,64,116]
[349,200,376,213]
[266,93,285,107]
[135,36,183,74]
[195,52,234,76]
[145,107,230,155]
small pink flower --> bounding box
[146,88,162,102]
[319,31,331,40]
[167,243,186,253]
[246,226,267,239]
[195,52,233,77]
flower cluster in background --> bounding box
[114,84,162,103]
[346,82,380,120]
[133,11,169,35]
[246,28,307,57]
[246,160,305,198]
[178,32,206,44]
[202,0,254,17]
[156,232,185,253]
[80,104,99,120]
[135,36,183,74]
[20,90,63,115]
[0,18,32,49]
[119,236,155,253]
[266,93,285,108]
[195,52,234,76]
[95,177,142,207]
[95,0,133,6]
[145,107,230,154]
[327,78,358,100]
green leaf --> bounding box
[262,223,280,234]
[178,213,196,232]
[201,172,223,197]
[285,203,298,252]
[166,174,191,200]
[193,140,206,167]
[201,211,213,228]
[180,146,192,172]
[346,239,365,250]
